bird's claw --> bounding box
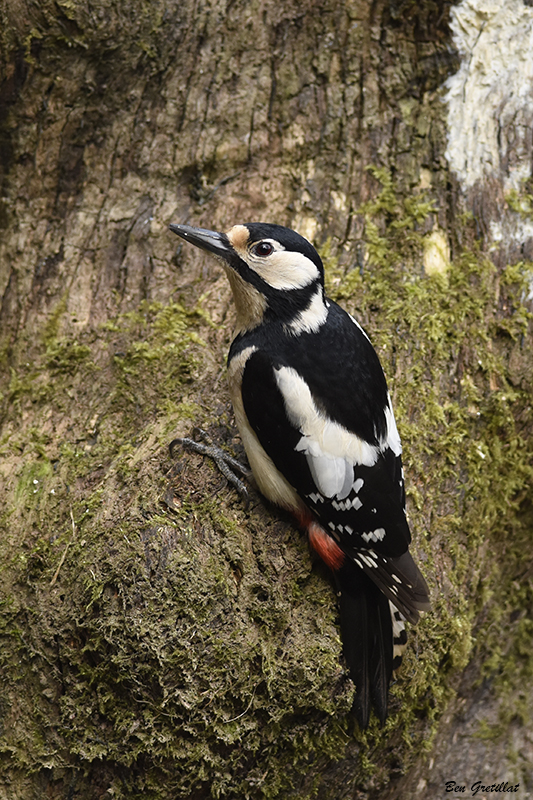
[169,428,251,505]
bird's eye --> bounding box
[252,241,274,257]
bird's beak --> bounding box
[169,223,231,261]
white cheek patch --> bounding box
[252,250,320,290]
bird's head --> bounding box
[169,222,327,334]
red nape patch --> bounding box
[307,521,345,571]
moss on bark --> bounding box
[1,0,532,797]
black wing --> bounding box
[239,320,411,560]
[236,303,430,618]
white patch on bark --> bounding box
[444,0,533,192]
[423,228,451,276]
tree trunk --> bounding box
[1,0,532,798]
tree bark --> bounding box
[1,1,532,798]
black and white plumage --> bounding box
[169,221,430,727]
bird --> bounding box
[169,221,431,728]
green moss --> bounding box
[506,186,533,220]
[45,340,94,374]
[41,295,68,348]
[14,459,54,506]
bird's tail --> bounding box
[337,564,406,728]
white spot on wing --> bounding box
[359,553,378,569]
[361,527,386,543]
[308,492,324,504]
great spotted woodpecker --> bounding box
[169,221,431,727]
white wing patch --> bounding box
[274,365,402,501]
[273,366,404,560]
[275,364,381,472]
[304,450,353,499]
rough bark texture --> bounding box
[0,1,532,798]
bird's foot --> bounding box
[169,427,251,504]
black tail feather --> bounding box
[344,546,431,624]
[370,595,393,723]
[337,565,393,728]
